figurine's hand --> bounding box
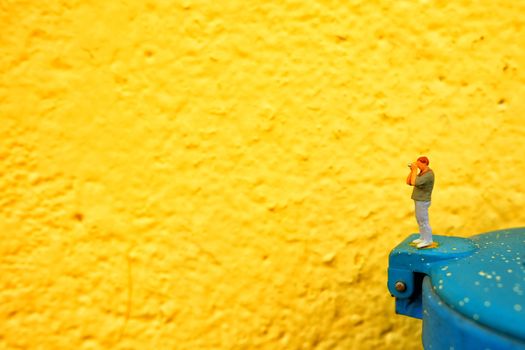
[410,162,418,171]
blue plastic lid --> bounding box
[429,228,525,341]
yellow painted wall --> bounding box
[1,1,525,349]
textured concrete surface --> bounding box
[1,1,525,349]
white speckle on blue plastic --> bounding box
[508,269,513,273]
[515,304,522,312]
[441,266,449,271]
[513,284,523,296]
[484,301,491,307]
[473,314,480,321]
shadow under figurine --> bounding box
[406,156,435,249]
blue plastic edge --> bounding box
[422,276,525,350]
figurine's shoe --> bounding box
[417,240,433,249]
[412,238,423,244]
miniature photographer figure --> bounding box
[406,156,435,248]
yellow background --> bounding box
[1,1,525,349]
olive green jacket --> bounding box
[411,169,434,201]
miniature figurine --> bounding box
[406,156,435,248]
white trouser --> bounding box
[415,200,432,242]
